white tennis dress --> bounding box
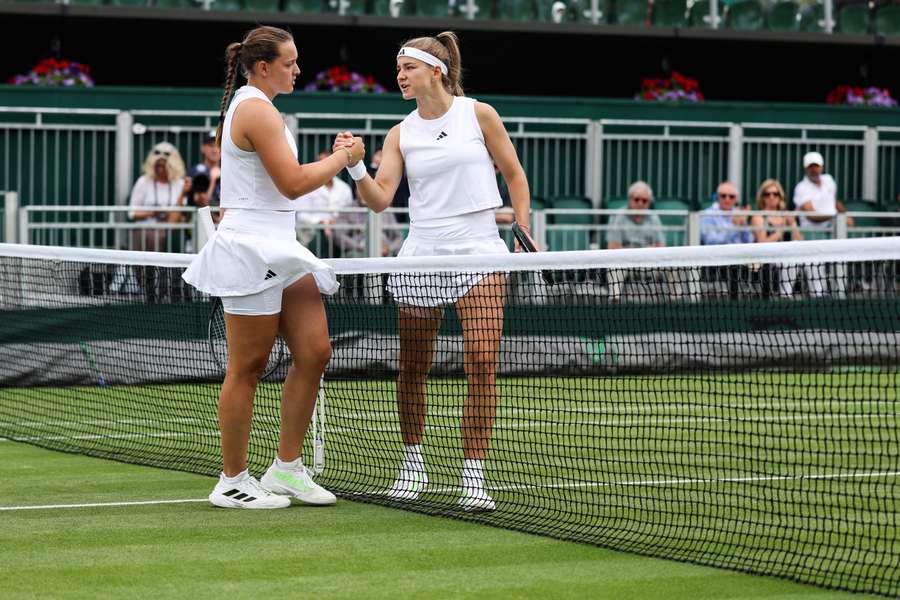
[182,85,338,298]
[389,96,508,307]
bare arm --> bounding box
[476,102,530,229]
[232,99,362,199]
[343,125,405,214]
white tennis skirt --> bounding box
[182,209,338,297]
[387,211,509,308]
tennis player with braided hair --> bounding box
[183,25,365,509]
[335,31,533,512]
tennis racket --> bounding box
[511,222,555,286]
[207,297,287,379]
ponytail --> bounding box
[435,31,464,97]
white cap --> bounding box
[803,151,824,168]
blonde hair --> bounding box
[401,31,464,96]
[755,179,786,210]
[216,26,295,147]
[142,142,185,181]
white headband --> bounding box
[397,46,448,76]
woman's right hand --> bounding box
[347,137,365,166]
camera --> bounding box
[190,172,211,194]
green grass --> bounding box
[1,372,898,596]
[0,440,877,600]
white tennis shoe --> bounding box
[386,467,429,501]
[260,462,336,506]
[458,485,496,512]
[208,473,291,509]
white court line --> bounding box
[0,498,208,511]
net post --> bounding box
[3,191,18,244]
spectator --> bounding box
[128,141,189,252]
[186,130,222,218]
[750,179,804,297]
[368,148,411,223]
[295,150,354,253]
[700,181,753,246]
[792,151,853,238]
[332,194,404,258]
[700,181,752,298]
[606,181,667,300]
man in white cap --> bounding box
[791,151,852,296]
[792,151,852,235]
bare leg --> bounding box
[220,312,280,477]
[397,304,443,445]
[457,273,507,460]
[277,275,332,462]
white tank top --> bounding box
[220,85,298,211]
[399,96,502,223]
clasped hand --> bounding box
[333,131,365,166]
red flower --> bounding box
[643,91,656,100]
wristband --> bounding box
[346,161,367,181]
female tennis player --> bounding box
[182,25,365,509]
[335,31,533,512]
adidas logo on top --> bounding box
[264,269,277,280]
[436,131,448,141]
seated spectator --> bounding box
[751,179,804,297]
[700,181,752,298]
[295,150,354,254]
[700,181,753,246]
[128,142,189,252]
[606,181,669,301]
[185,130,221,220]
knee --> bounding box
[229,354,270,381]
[298,338,331,371]
[466,351,498,381]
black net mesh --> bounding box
[0,244,898,596]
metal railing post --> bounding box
[824,0,834,33]
[115,111,134,206]
[709,0,720,28]
[3,192,18,244]
[687,211,701,246]
[18,206,29,245]
[592,122,604,207]
[728,124,743,196]
[862,127,878,203]
[367,209,383,258]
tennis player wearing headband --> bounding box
[183,25,365,509]
[334,31,533,512]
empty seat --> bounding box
[651,0,686,25]
[875,3,900,35]
[415,0,457,16]
[837,1,870,33]
[546,196,593,251]
[371,0,408,16]
[767,0,799,30]
[798,3,825,31]
[612,0,649,25]
[688,0,718,27]
[284,0,325,11]
[495,0,538,19]
[210,0,242,9]
[652,198,691,246]
[154,0,195,7]
[724,0,764,29]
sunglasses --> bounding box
[631,197,651,204]
[718,193,737,199]
[762,191,782,197]
[152,148,172,158]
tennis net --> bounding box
[1,238,898,596]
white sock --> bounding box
[222,469,249,484]
[275,456,302,470]
[462,459,485,487]
[403,444,424,471]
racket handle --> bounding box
[313,438,325,474]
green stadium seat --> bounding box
[370,0,408,16]
[242,0,280,9]
[69,0,107,5]
[724,0,764,29]
[612,0,649,25]
[210,0,242,9]
[767,0,799,30]
[844,200,881,228]
[798,3,825,31]
[416,0,456,16]
[875,3,900,36]
[154,0,194,6]
[109,0,150,6]
[283,0,323,11]
[652,198,691,246]
[688,0,717,27]
[547,196,593,251]
[495,0,538,19]
[651,0,686,25]
[604,197,629,210]
[535,0,595,22]
[837,1,870,33]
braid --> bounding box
[216,43,242,148]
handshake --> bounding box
[333,131,368,181]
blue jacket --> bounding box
[700,202,754,245]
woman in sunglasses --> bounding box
[128,141,189,252]
[751,179,804,297]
